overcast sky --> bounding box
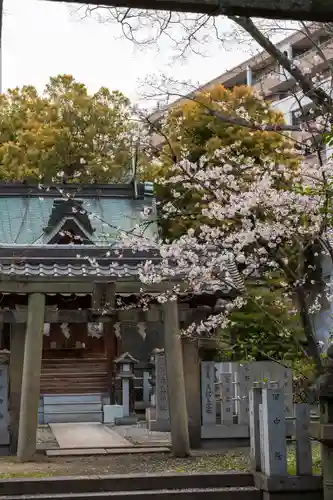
[3,0,254,104]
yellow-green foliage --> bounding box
[0,75,134,183]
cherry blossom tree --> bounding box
[121,119,333,376]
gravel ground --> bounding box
[14,425,318,480]
[0,450,251,478]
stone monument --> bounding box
[148,350,170,431]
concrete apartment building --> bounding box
[151,24,333,163]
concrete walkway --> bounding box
[50,423,132,449]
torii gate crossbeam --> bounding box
[46,0,333,22]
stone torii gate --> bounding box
[3,276,193,460]
[46,0,333,22]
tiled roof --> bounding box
[0,262,142,278]
[0,183,156,245]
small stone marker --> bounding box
[201,362,216,425]
[295,403,312,475]
[260,388,287,476]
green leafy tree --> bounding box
[0,75,134,183]
[217,280,304,362]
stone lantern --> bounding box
[114,352,138,425]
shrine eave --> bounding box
[0,274,179,295]
[0,244,159,262]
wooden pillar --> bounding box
[182,338,201,449]
[9,323,26,455]
[17,293,45,461]
[163,300,190,457]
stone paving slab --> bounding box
[111,425,171,446]
[104,447,170,454]
[50,423,132,449]
[46,448,108,456]
[46,446,170,457]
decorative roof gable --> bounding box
[44,199,95,235]
[43,199,95,244]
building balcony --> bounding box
[252,38,333,98]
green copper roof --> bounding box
[0,187,156,245]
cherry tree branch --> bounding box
[229,16,333,114]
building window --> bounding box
[318,33,333,46]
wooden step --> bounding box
[42,376,107,382]
[42,368,107,375]
[42,357,107,363]
[40,358,108,395]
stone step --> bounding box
[0,473,255,496]
[46,447,170,457]
[39,394,104,423]
[41,387,106,394]
[43,411,103,424]
[0,487,261,500]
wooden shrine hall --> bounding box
[0,181,181,460]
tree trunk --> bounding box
[296,286,322,373]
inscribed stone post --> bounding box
[201,362,216,426]
[155,354,170,430]
[260,388,287,476]
[220,372,233,425]
[295,403,312,475]
[236,364,250,425]
[249,387,262,471]
[0,364,9,446]
[283,367,293,418]
[143,371,150,406]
